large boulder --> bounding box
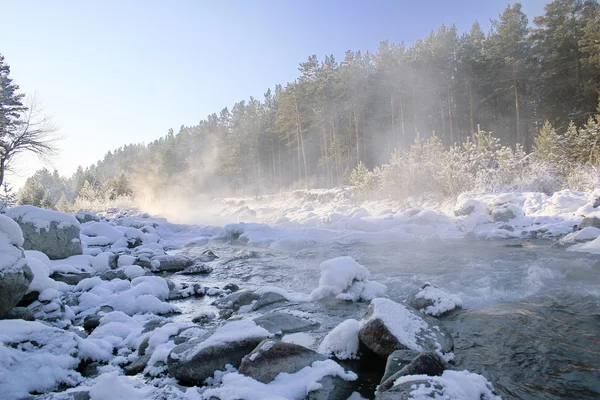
[358,298,453,359]
[167,319,271,385]
[380,349,420,384]
[238,339,326,383]
[578,216,600,230]
[252,291,287,311]
[6,206,82,260]
[0,215,34,318]
[150,254,193,272]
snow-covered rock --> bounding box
[359,298,453,358]
[167,319,271,385]
[75,211,100,224]
[6,205,82,260]
[376,370,500,400]
[254,312,319,335]
[0,215,34,318]
[318,318,361,360]
[214,291,259,311]
[238,339,326,383]
[310,256,387,302]
[378,351,447,391]
[406,283,463,317]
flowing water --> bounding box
[171,238,600,400]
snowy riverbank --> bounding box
[1,188,600,399]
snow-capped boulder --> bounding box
[150,254,193,272]
[490,204,523,223]
[6,205,82,260]
[0,215,34,318]
[254,312,319,334]
[378,351,447,391]
[318,319,361,360]
[238,339,326,383]
[358,298,453,358]
[406,283,463,317]
[0,320,82,398]
[578,216,600,230]
[375,370,501,400]
[167,319,271,385]
[75,211,100,224]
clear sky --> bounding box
[0,0,547,188]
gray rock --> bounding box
[5,306,35,321]
[134,255,152,269]
[223,283,239,292]
[379,351,447,391]
[239,340,326,383]
[306,376,355,400]
[0,264,34,319]
[358,299,453,359]
[198,249,218,262]
[75,211,100,224]
[380,349,420,384]
[405,283,461,317]
[7,206,82,260]
[152,254,193,272]
[252,292,287,311]
[83,315,102,333]
[375,380,434,399]
[167,336,266,385]
[124,353,151,375]
[491,206,516,222]
[214,291,259,311]
[593,198,600,208]
[51,271,91,285]
[254,312,319,334]
[579,216,600,230]
[454,204,474,217]
[99,269,127,281]
[178,263,213,275]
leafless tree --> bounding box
[0,95,59,186]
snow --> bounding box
[310,256,387,302]
[0,320,81,399]
[0,214,24,246]
[81,221,125,244]
[6,205,80,231]
[202,360,357,400]
[568,234,600,254]
[173,319,272,362]
[367,298,430,352]
[0,214,27,275]
[87,371,155,400]
[393,370,501,400]
[560,227,600,244]
[414,285,463,316]
[318,319,360,360]
[25,254,59,293]
[124,264,145,279]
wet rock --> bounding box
[152,254,193,272]
[379,351,447,391]
[4,306,35,321]
[239,339,326,383]
[83,315,102,333]
[51,271,92,285]
[134,255,152,269]
[358,298,453,359]
[579,216,600,230]
[254,312,319,334]
[16,290,39,308]
[306,376,355,400]
[167,336,266,385]
[79,361,100,378]
[223,283,239,292]
[406,283,462,317]
[124,353,151,375]
[138,337,150,356]
[192,312,216,324]
[178,263,213,275]
[108,254,119,269]
[380,349,420,384]
[252,291,287,311]
[75,211,100,224]
[213,291,259,311]
[7,206,82,260]
[219,309,234,320]
[375,379,434,399]
[198,249,218,262]
[143,319,166,333]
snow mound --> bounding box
[414,285,463,317]
[393,370,501,400]
[6,205,80,231]
[0,214,24,246]
[310,256,387,302]
[0,217,27,275]
[0,320,81,398]
[318,319,360,360]
[202,359,357,400]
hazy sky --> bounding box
[0,0,547,188]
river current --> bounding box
[170,237,600,400]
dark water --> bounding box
[173,238,600,399]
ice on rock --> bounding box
[318,319,361,360]
[310,256,387,302]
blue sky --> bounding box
[0,0,547,187]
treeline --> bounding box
[15,1,600,206]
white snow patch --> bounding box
[414,285,463,316]
[393,370,501,400]
[318,319,360,360]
